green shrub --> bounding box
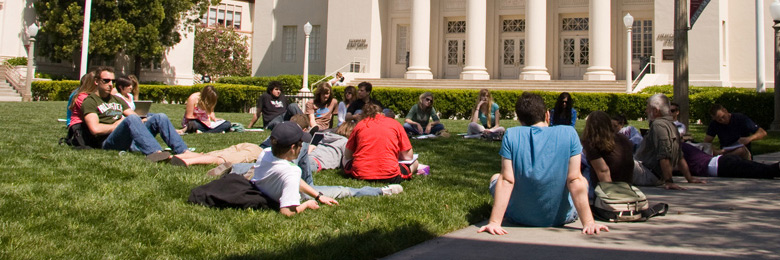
[218,75,329,96]
[5,57,28,66]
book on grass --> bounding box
[412,134,437,140]
[244,128,264,132]
[399,154,419,164]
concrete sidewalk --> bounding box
[384,177,780,259]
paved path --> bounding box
[384,176,780,259]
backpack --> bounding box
[189,174,279,210]
[58,123,95,150]
[592,182,668,222]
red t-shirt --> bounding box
[69,92,90,127]
[346,115,412,180]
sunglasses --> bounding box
[424,98,433,102]
[99,78,115,84]
[671,108,679,112]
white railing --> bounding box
[309,57,368,88]
[630,56,655,92]
[0,60,26,96]
[310,62,353,88]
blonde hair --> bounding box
[418,92,433,112]
[69,72,96,111]
[474,89,494,128]
[198,85,218,114]
[335,121,356,137]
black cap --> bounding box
[271,121,312,146]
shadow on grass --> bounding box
[222,222,438,260]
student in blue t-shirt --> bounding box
[478,92,608,235]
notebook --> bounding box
[134,101,153,118]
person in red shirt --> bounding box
[344,103,418,183]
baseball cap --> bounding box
[270,121,312,146]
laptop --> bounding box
[134,101,153,118]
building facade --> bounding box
[251,0,779,88]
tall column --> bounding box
[405,0,433,79]
[460,0,490,80]
[584,0,616,80]
[520,0,550,80]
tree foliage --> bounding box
[34,0,219,76]
[193,26,251,78]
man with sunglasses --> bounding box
[81,67,193,161]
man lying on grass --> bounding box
[250,121,402,216]
[478,92,609,235]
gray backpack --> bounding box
[592,182,668,222]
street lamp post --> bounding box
[301,22,313,95]
[770,1,780,130]
[624,13,634,94]
[24,23,39,102]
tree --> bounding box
[34,0,219,79]
[193,26,251,79]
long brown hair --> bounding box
[362,102,383,119]
[473,89,494,128]
[582,111,615,153]
[335,121,356,137]
[343,85,356,105]
[313,82,333,107]
[69,71,96,111]
[198,85,218,114]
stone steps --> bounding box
[0,81,22,102]
[347,78,627,93]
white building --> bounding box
[0,0,253,86]
[250,0,780,88]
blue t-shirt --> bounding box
[549,108,577,127]
[499,125,582,227]
[706,112,760,150]
[478,102,500,127]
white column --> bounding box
[520,0,550,80]
[460,0,490,80]
[584,0,616,81]
[405,0,433,79]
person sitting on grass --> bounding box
[66,72,95,126]
[251,121,403,216]
[182,85,232,133]
[113,75,139,110]
[305,82,339,131]
[467,89,505,137]
[403,92,447,137]
[81,66,199,161]
[703,104,767,161]
[344,103,422,183]
[478,92,609,235]
[248,81,303,130]
[337,86,356,126]
[581,111,635,186]
[345,81,386,122]
[612,114,643,152]
[549,92,577,127]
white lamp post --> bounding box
[24,23,39,102]
[79,0,92,77]
[301,22,313,94]
[624,13,634,94]
[770,0,780,130]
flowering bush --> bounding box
[193,26,251,79]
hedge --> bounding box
[217,74,330,96]
[32,81,776,128]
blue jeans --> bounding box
[403,123,445,136]
[102,113,188,155]
[266,103,304,130]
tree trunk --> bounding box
[133,55,143,80]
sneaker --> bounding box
[417,164,430,175]
[207,162,233,176]
[381,184,404,196]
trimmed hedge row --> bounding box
[32,81,775,128]
[217,74,330,96]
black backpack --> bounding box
[59,123,96,149]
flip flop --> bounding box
[207,162,234,176]
[170,156,188,167]
[146,151,171,163]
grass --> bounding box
[1,101,779,259]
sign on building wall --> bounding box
[689,0,711,28]
[346,39,368,50]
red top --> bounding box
[69,92,90,127]
[346,115,412,180]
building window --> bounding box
[202,4,243,30]
[282,26,297,62]
[396,25,409,64]
[350,62,361,72]
[561,18,589,31]
[447,20,466,34]
[632,19,653,59]
[502,19,525,32]
[143,60,162,71]
[309,25,321,62]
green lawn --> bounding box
[1,101,778,259]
